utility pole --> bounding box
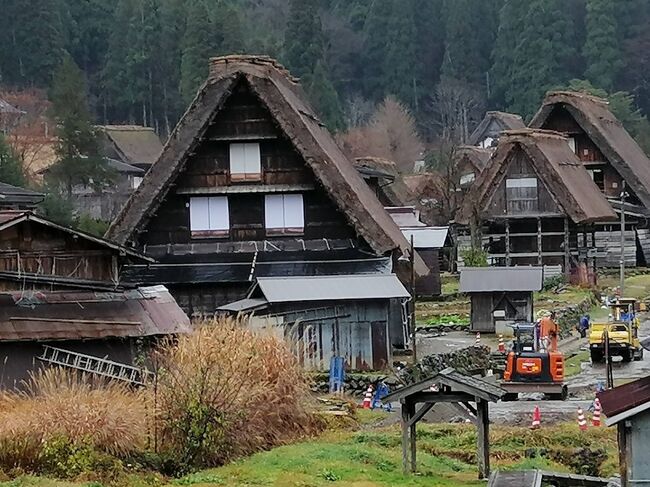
[410,235,417,363]
[620,182,627,296]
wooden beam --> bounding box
[462,401,477,416]
[409,402,417,473]
[618,422,628,487]
[476,399,490,480]
[406,402,435,428]
[409,391,475,404]
[537,218,543,265]
[505,219,511,266]
[401,400,410,474]
[564,217,570,274]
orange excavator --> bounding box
[501,315,567,401]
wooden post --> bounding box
[564,218,570,276]
[592,229,597,281]
[505,219,511,266]
[618,422,628,487]
[401,400,410,474]
[409,402,417,473]
[537,218,543,266]
[476,399,490,480]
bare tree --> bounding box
[338,96,424,172]
[430,77,484,144]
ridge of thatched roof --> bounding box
[455,146,494,172]
[106,55,426,273]
[456,128,617,224]
[530,90,650,208]
[97,125,163,166]
[468,111,525,146]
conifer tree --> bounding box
[506,0,578,118]
[0,135,26,187]
[584,0,623,90]
[361,0,393,101]
[283,0,323,79]
[48,55,111,197]
[306,61,344,132]
[179,0,215,104]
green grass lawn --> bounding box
[0,423,617,487]
[564,350,590,378]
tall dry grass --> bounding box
[154,317,315,469]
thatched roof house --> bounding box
[454,146,493,189]
[530,91,650,210]
[469,111,525,148]
[353,156,414,206]
[97,125,163,170]
[457,129,615,225]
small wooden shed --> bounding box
[382,368,506,479]
[599,375,650,487]
[460,267,543,333]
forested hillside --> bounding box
[2,0,650,141]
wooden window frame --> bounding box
[264,193,304,236]
[229,142,262,182]
[189,196,230,238]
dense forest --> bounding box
[2,0,650,143]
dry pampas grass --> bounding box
[0,368,148,460]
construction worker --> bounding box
[539,312,559,351]
[578,314,590,338]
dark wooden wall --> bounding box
[138,79,361,251]
[415,249,441,296]
[484,147,560,218]
[0,221,118,283]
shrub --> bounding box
[460,248,488,267]
[153,318,316,473]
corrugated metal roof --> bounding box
[217,298,268,312]
[401,227,448,249]
[598,375,650,425]
[253,274,410,303]
[459,267,543,292]
[0,286,191,342]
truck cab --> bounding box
[588,298,642,363]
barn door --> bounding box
[371,321,388,370]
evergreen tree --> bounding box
[48,55,112,197]
[506,0,578,118]
[180,0,216,104]
[382,0,419,108]
[2,0,66,87]
[361,0,393,101]
[306,61,344,132]
[441,0,497,91]
[0,135,26,187]
[584,0,623,90]
[489,0,529,108]
[158,0,186,134]
[282,0,323,79]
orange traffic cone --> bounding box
[577,407,588,431]
[362,385,373,409]
[474,332,481,347]
[592,398,602,427]
[531,405,541,429]
[498,335,505,353]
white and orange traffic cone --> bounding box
[498,334,505,353]
[577,407,588,431]
[362,385,373,409]
[531,405,541,429]
[592,398,602,427]
[475,332,481,347]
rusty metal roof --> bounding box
[0,285,190,342]
[598,375,650,425]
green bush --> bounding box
[460,248,488,267]
[38,436,124,481]
[543,274,566,291]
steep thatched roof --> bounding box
[0,99,22,114]
[456,129,617,225]
[530,91,650,208]
[97,125,163,166]
[106,55,425,273]
[455,146,493,173]
[468,111,525,146]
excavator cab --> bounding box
[502,322,567,401]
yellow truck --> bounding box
[588,298,643,363]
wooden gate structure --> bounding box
[382,368,506,479]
